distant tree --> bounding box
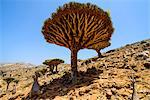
[0,71,6,77]
[0,71,3,76]
[89,41,111,58]
[43,59,64,73]
[3,77,15,92]
[42,2,114,82]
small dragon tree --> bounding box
[43,59,64,73]
[42,2,114,82]
[3,77,15,92]
[89,41,111,58]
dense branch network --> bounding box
[42,2,114,82]
[42,2,114,51]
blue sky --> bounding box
[0,0,150,65]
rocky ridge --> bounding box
[0,39,149,100]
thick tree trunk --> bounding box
[56,65,58,73]
[71,49,78,83]
[50,65,54,74]
[96,50,102,58]
[6,83,9,92]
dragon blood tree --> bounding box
[42,2,114,83]
[43,59,64,73]
[89,41,111,58]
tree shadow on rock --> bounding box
[25,67,103,100]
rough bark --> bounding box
[50,65,54,73]
[6,83,9,92]
[55,65,58,73]
[71,49,78,83]
[96,49,103,58]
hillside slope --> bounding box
[0,39,150,100]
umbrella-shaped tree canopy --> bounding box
[42,2,114,82]
[43,59,64,66]
[43,59,64,73]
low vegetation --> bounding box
[0,39,149,100]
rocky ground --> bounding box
[0,39,150,100]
